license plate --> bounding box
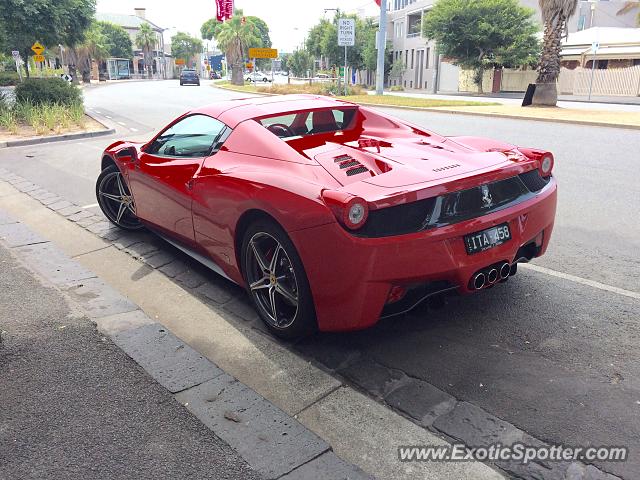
[464,223,511,254]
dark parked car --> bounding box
[180,69,200,86]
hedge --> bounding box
[14,78,83,106]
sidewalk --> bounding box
[0,210,370,480]
[0,244,261,480]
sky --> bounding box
[96,0,380,52]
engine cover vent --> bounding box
[339,160,360,169]
[346,166,369,176]
[334,154,353,163]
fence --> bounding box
[559,65,640,96]
[460,66,640,97]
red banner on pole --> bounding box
[215,0,234,21]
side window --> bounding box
[147,114,227,158]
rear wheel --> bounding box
[96,164,143,231]
[241,220,316,339]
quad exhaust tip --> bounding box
[487,268,499,284]
[499,262,511,280]
[473,272,486,290]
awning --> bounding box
[561,45,640,60]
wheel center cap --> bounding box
[269,273,276,285]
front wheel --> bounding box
[96,164,143,231]
[241,220,317,339]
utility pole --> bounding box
[375,0,387,95]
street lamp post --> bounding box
[375,0,387,95]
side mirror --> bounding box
[115,146,138,162]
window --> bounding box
[405,50,409,66]
[147,114,228,158]
[426,47,430,69]
[258,108,358,139]
[407,13,422,37]
[411,49,415,69]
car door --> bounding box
[128,114,227,245]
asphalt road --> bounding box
[0,245,261,480]
[1,79,639,478]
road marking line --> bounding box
[105,115,112,119]
[130,127,138,132]
[521,263,640,300]
[117,121,127,126]
[81,203,99,209]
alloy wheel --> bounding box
[245,232,299,329]
[97,169,142,230]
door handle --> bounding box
[185,179,194,190]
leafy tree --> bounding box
[423,0,539,93]
[98,21,133,59]
[210,9,261,85]
[135,23,157,79]
[0,0,96,77]
[533,0,578,105]
[289,49,313,77]
[201,18,222,41]
[171,32,203,67]
[246,16,272,69]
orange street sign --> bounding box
[248,48,278,59]
[175,58,186,65]
[33,54,45,63]
[31,41,45,55]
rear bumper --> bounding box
[290,178,557,332]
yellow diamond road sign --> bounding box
[33,54,45,63]
[248,48,278,59]
[31,41,45,55]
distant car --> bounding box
[180,69,200,86]
[316,73,330,79]
[246,71,271,83]
[96,94,557,338]
[209,70,221,80]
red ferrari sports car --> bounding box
[96,94,557,338]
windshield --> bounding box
[257,108,357,139]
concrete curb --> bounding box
[212,85,640,130]
[0,208,371,480]
[0,111,115,149]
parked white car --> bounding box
[246,71,272,83]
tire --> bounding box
[180,81,183,86]
[96,164,143,231]
[240,219,317,339]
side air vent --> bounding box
[432,164,460,173]
[518,169,551,192]
[339,160,360,169]
[334,154,352,163]
[346,166,369,176]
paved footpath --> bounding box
[0,212,369,480]
[0,244,261,480]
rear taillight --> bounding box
[539,153,554,176]
[321,190,369,230]
[518,148,554,177]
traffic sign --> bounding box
[248,48,278,59]
[33,54,45,63]
[31,41,45,55]
[61,73,72,83]
[12,50,20,58]
[338,19,355,46]
[175,58,186,65]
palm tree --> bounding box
[136,23,157,79]
[532,0,578,106]
[77,22,110,83]
[213,9,261,85]
[617,1,640,26]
